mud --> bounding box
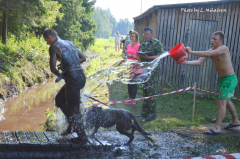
[81,130,226,159]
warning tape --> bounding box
[88,86,195,106]
[185,152,240,159]
[88,86,240,106]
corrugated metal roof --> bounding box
[133,0,239,20]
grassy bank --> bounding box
[0,34,51,98]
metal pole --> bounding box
[192,82,196,121]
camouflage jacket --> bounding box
[138,38,163,62]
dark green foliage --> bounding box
[53,0,97,50]
[0,0,63,44]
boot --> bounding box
[70,114,89,145]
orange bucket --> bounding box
[169,43,189,64]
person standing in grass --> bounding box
[181,31,240,135]
[135,27,163,121]
[43,28,88,144]
[115,31,121,52]
[124,31,140,105]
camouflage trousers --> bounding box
[141,69,158,118]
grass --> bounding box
[0,34,51,97]
[83,36,240,153]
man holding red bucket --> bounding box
[181,31,240,135]
[135,27,163,121]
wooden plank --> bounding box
[4,131,19,147]
[223,4,232,46]
[200,21,208,90]
[165,9,172,85]
[229,3,238,64]
[210,22,218,91]
[43,131,61,148]
[217,4,225,30]
[158,9,165,88]
[0,132,8,147]
[156,10,161,40]
[156,9,162,91]
[52,132,71,148]
[226,4,236,56]
[161,9,169,86]
[233,3,240,89]
[176,10,183,88]
[34,131,51,147]
[25,131,41,147]
[15,131,30,146]
[235,6,240,90]
[159,9,165,44]
[196,20,205,89]
[187,19,194,87]
[172,8,180,86]
[168,8,176,86]
[182,10,190,88]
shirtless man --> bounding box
[181,31,240,134]
[43,28,88,143]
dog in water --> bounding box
[85,105,154,145]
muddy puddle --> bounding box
[0,79,63,131]
[47,130,224,159]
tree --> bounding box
[114,18,134,36]
[0,0,62,45]
[53,0,97,50]
[93,7,113,38]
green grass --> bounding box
[86,37,115,54]
[0,34,51,97]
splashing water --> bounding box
[55,52,169,133]
[81,52,170,107]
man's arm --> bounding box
[181,57,209,65]
[138,41,163,60]
[187,46,227,57]
[49,45,61,77]
[78,50,86,63]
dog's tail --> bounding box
[131,113,150,135]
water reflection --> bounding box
[0,79,63,131]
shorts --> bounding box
[115,42,120,47]
[219,74,238,99]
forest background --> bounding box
[0,0,133,98]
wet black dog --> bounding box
[85,105,154,145]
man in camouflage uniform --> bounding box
[135,27,163,121]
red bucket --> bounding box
[169,43,189,64]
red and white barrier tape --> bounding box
[88,86,195,106]
[88,86,240,106]
[185,152,240,159]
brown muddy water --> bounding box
[0,79,63,131]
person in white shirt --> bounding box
[115,31,121,52]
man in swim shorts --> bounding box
[181,31,240,135]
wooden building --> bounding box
[133,0,240,92]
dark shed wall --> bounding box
[134,1,240,92]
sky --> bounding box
[94,0,217,22]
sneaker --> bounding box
[131,100,136,105]
[125,98,131,105]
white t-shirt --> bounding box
[115,34,121,42]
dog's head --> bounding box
[85,105,102,129]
